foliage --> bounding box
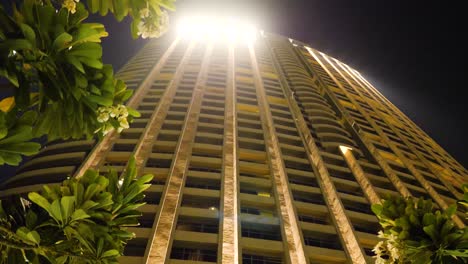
[0,157,153,263]
[371,195,468,264]
[0,109,40,165]
[459,184,468,218]
[84,0,174,39]
[0,0,174,165]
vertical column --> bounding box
[339,146,380,204]
[143,41,213,264]
[305,48,414,199]
[336,62,465,224]
[74,37,180,178]
[247,43,308,264]
[264,39,367,264]
[219,43,240,264]
[314,52,464,228]
[129,39,193,176]
[351,67,467,176]
[344,65,466,197]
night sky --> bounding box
[1,0,466,179]
[96,0,467,167]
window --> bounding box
[176,220,218,233]
[171,248,217,262]
[298,215,328,225]
[242,254,283,264]
[241,223,281,241]
[303,236,342,250]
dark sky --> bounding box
[97,0,467,167]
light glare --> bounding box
[177,17,257,44]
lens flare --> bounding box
[177,16,257,44]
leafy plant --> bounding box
[0,157,153,263]
[0,0,174,165]
[84,0,174,39]
[459,184,468,219]
[372,195,468,264]
[0,109,40,165]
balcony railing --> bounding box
[177,222,219,233]
[242,254,283,264]
[170,248,217,262]
[303,236,342,250]
[298,215,328,225]
[241,227,281,241]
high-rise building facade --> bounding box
[1,27,467,264]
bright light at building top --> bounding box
[177,17,257,44]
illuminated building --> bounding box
[2,19,466,264]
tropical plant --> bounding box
[0,0,175,165]
[371,195,468,264]
[0,110,40,165]
[0,157,153,263]
[459,184,468,219]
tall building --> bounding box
[1,22,467,264]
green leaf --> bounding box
[70,24,105,47]
[71,209,90,222]
[53,32,73,51]
[121,156,137,190]
[18,111,38,126]
[371,203,383,217]
[445,204,457,217]
[65,54,85,73]
[16,227,33,244]
[36,4,55,38]
[0,125,33,144]
[87,0,100,13]
[0,39,32,51]
[50,199,63,224]
[0,151,22,165]
[99,0,111,16]
[60,196,75,222]
[88,95,112,106]
[130,19,139,39]
[442,249,468,257]
[112,0,128,21]
[84,183,99,201]
[79,57,103,69]
[135,173,153,185]
[127,106,140,117]
[101,249,119,258]
[0,142,41,155]
[19,23,36,46]
[423,213,436,227]
[26,230,40,245]
[440,220,455,240]
[69,3,89,26]
[0,127,7,140]
[25,210,38,229]
[28,192,51,212]
[68,42,102,58]
[423,224,437,241]
[120,89,133,102]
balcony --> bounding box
[170,248,217,262]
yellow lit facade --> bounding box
[1,31,467,264]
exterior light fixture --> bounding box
[177,17,257,44]
[339,145,353,154]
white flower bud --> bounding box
[97,112,109,123]
[62,0,79,14]
[119,117,129,129]
[140,7,150,18]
